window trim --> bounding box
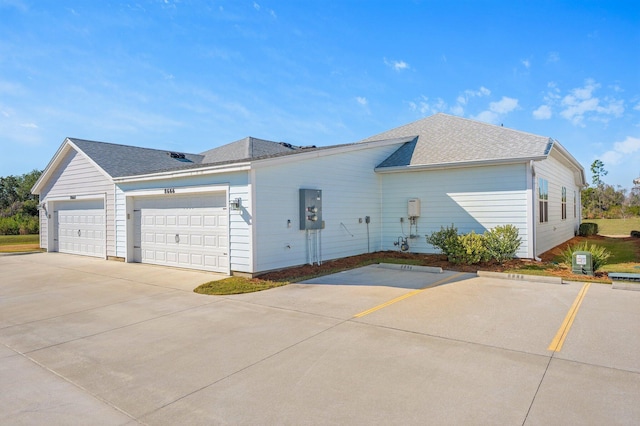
[539,178,549,223]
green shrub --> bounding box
[426,224,461,262]
[454,231,488,264]
[484,224,522,263]
[559,241,611,272]
[578,222,598,236]
[0,214,39,235]
[0,216,19,235]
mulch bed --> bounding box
[257,236,640,282]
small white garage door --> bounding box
[55,200,105,258]
[133,194,229,273]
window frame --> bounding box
[538,178,549,223]
[561,186,567,220]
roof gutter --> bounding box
[113,162,252,183]
[374,155,548,173]
[251,136,416,169]
[548,139,588,187]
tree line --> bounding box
[0,169,42,235]
[581,160,640,219]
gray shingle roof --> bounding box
[69,137,320,178]
[199,137,301,163]
[364,113,554,168]
[69,138,205,178]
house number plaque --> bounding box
[164,188,175,194]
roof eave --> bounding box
[32,138,115,195]
[548,139,587,187]
[113,162,252,183]
[251,136,416,169]
[374,156,548,173]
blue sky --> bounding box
[1,0,638,190]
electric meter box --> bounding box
[299,189,323,230]
[572,251,593,276]
[408,198,421,217]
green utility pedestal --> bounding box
[572,251,593,276]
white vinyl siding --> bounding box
[252,144,402,272]
[39,150,115,256]
[380,163,530,258]
[533,150,582,255]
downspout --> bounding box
[530,161,540,261]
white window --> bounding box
[561,187,567,220]
[539,178,548,223]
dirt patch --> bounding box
[0,244,41,253]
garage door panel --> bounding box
[56,202,105,258]
[133,195,228,273]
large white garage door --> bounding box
[55,200,105,258]
[133,194,228,273]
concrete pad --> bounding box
[142,321,548,425]
[0,277,174,327]
[526,358,640,425]
[0,291,221,353]
[229,266,473,320]
[2,252,222,293]
[0,347,134,425]
[28,301,341,419]
[555,282,640,373]
[300,264,459,288]
[2,253,639,424]
[355,276,583,356]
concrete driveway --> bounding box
[1,253,639,425]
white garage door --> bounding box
[133,194,228,273]
[55,200,105,258]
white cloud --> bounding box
[356,96,367,106]
[521,59,530,69]
[559,79,624,126]
[0,0,28,12]
[471,96,519,124]
[253,2,260,11]
[473,110,499,124]
[614,136,640,154]
[600,150,623,166]
[489,96,518,114]
[547,52,560,62]
[384,58,409,71]
[533,105,552,120]
[452,86,491,113]
[599,136,640,166]
[409,95,447,115]
[20,122,37,128]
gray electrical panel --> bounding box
[299,189,322,230]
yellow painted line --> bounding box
[547,282,591,352]
[353,272,466,318]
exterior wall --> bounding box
[533,151,582,255]
[252,144,402,273]
[39,150,115,255]
[116,170,252,273]
[379,163,532,258]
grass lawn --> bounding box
[0,234,41,253]
[586,218,640,235]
